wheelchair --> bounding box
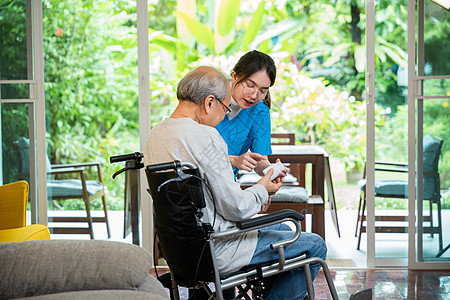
[145,159,338,300]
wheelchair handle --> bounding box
[146,161,196,173]
[110,152,145,179]
[110,152,143,163]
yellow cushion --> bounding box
[0,181,28,229]
[0,224,50,243]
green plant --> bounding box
[41,0,140,209]
[270,61,387,173]
[150,0,309,74]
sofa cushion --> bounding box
[14,290,169,300]
[0,240,168,299]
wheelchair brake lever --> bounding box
[112,166,131,179]
[112,161,145,179]
[157,162,194,192]
[157,175,194,192]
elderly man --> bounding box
[144,66,326,299]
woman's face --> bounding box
[231,70,271,109]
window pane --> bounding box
[423,1,450,76]
[420,98,450,260]
[0,0,31,80]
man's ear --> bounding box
[203,95,216,114]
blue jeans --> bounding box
[248,223,327,300]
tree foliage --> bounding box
[2,0,448,209]
[42,0,141,208]
[1,0,35,182]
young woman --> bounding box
[215,52,326,299]
[215,50,277,178]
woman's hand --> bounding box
[229,152,265,172]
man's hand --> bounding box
[257,168,282,196]
[230,152,265,172]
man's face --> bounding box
[211,87,232,127]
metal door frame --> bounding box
[408,0,450,270]
[0,0,47,225]
[137,0,152,252]
[366,0,450,269]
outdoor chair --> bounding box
[14,137,110,239]
[145,160,339,300]
[355,135,444,255]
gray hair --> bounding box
[176,66,229,105]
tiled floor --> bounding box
[46,210,450,299]
[315,269,450,300]
[152,268,450,300]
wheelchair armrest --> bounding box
[212,210,304,249]
[236,209,304,230]
[212,210,304,269]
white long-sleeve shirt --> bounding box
[144,117,268,274]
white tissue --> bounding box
[262,161,284,181]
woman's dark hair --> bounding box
[232,50,276,109]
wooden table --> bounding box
[268,145,340,240]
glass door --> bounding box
[0,0,47,225]
[366,0,410,267]
[409,0,450,269]
[373,0,409,266]
[366,0,450,268]
[40,1,144,243]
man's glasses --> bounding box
[241,81,268,101]
[217,98,231,115]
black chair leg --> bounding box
[437,243,450,258]
[429,199,434,237]
[357,197,366,250]
[355,193,363,237]
[222,287,236,299]
[437,199,443,252]
[188,289,210,300]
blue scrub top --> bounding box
[216,101,272,176]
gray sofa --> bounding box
[0,240,169,299]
